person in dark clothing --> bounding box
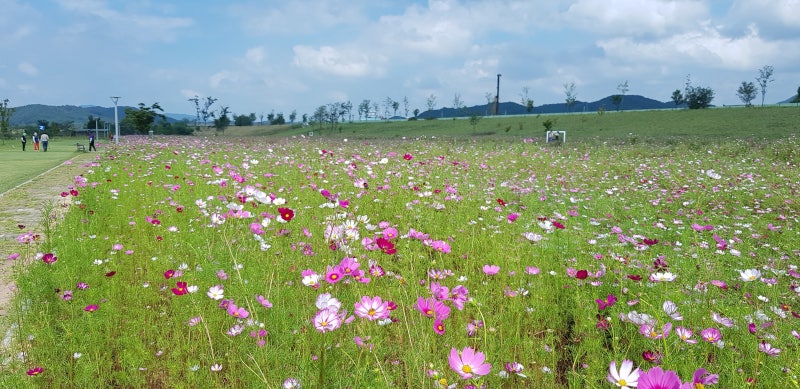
[89,132,97,151]
[21,131,27,151]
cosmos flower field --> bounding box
[5,134,800,388]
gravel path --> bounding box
[0,153,97,317]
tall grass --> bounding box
[2,133,799,388]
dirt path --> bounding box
[0,152,98,317]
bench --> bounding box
[76,143,86,152]
[545,130,566,144]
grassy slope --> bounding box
[214,106,800,142]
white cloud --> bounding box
[209,70,240,89]
[292,45,384,77]
[564,0,709,37]
[598,22,787,71]
[54,0,193,43]
[18,62,38,76]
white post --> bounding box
[111,96,120,144]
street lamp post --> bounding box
[110,96,120,144]
[495,74,501,115]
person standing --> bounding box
[89,132,96,151]
[21,131,27,151]
[40,132,50,152]
[33,132,40,151]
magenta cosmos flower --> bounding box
[638,366,681,389]
[448,347,491,380]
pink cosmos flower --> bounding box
[381,227,399,240]
[313,306,344,333]
[507,213,519,223]
[353,296,390,321]
[691,223,714,231]
[416,297,436,318]
[482,264,500,275]
[638,366,681,389]
[433,319,446,335]
[758,341,781,356]
[325,265,344,284]
[27,367,44,376]
[85,304,99,312]
[226,303,249,319]
[675,326,698,344]
[680,368,718,388]
[639,322,672,340]
[256,295,272,308]
[448,347,491,379]
[701,328,722,343]
[525,266,541,275]
[711,312,733,328]
[429,240,451,253]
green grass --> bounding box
[212,105,800,142]
[0,136,103,194]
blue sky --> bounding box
[2,0,799,118]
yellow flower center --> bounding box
[426,309,433,316]
[695,384,705,389]
[320,320,328,327]
[462,365,472,374]
[619,379,627,386]
[368,309,376,316]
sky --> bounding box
[2,0,799,118]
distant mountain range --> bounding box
[8,104,187,127]
[7,93,798,126]
[418,95,684,119]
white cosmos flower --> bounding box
[705,170,722,179]
[606,359,639,389]
[649,272,677,282]
[739,268,761,282]
[207,285,224,300]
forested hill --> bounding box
[418,95,683,119]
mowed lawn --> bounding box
[0,137,107,194]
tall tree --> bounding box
[358,99,370,120]
[123,103,166,134]
[213,106,230,134]
[391,100,400,117]
[564,82,577,112]
[736,81,757,107]
[187,96,201,129]
[425,94,437,114]
[201,96,218,126]
[452,93,463,112]
[613,80,629,111]
[520,87,534,113]
[792,86,800,104]
[289,110,297,123]
[403,96,409,118]
[1,98,15,140]
[755,65,774,107]
[671,89,684,109]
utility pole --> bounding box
[495,74,502,115]
[110,96,120,144]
